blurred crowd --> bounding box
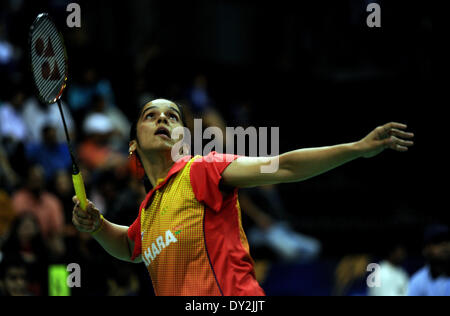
[0,62,153,296]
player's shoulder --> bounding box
[191,151,239,164]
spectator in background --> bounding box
[0,85,28,143]
[0,23,14,64]
[0,213,48,296]
[87,93,131,152]
[0,143,18,191]
[89,169,146,227]
[368,243,409,296]
[25,125,71,181]
[408,224,450,296]
[22,96,75,144]
[12,165,65,240]
[333,254,372,296]
[106,176,147,227]
[78,113,127,171]
[0,85,29,179]
[0,21,20,80]
[0,189,15,243]
[50,170,77,231]
[67,66,116,123]
[241,186,321,263]
[0,254,32,296]
[1,213,47,265]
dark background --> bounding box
[0,0,436,295]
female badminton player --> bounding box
[72,99,414,296]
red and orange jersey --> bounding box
[127,151,265,296]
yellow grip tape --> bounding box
[72,172,87,211]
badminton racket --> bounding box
[29,13,88,211]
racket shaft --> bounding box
[72,172,87,211]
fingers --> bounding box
[72,197,100,232]
[363,122,414,158]
[389,128,414,139]
[72,209,94,232]
[385,122,407,131]
[73,205,93,225]
[392,136,414,148]
[73,210,93,226]
[86,202,101,221]
[381,123,415,152]
[392,143,409,152]
[72,196,96,213]
[384,136,414,152]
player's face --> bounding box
[133,99,184,154]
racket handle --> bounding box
[72,172,88,211]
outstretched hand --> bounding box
[358,122,414,158]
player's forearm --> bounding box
[279,142,363,183]
[91,219,135,263]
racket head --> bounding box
[29,13,68,105]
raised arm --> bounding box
[72,197,142,263]
[222,122,414,188]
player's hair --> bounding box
[130,100,187,142]
[129,100,187,192]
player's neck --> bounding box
[140,150,175,187]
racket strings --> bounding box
[30,15,66,103]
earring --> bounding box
[128,151,133,159]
